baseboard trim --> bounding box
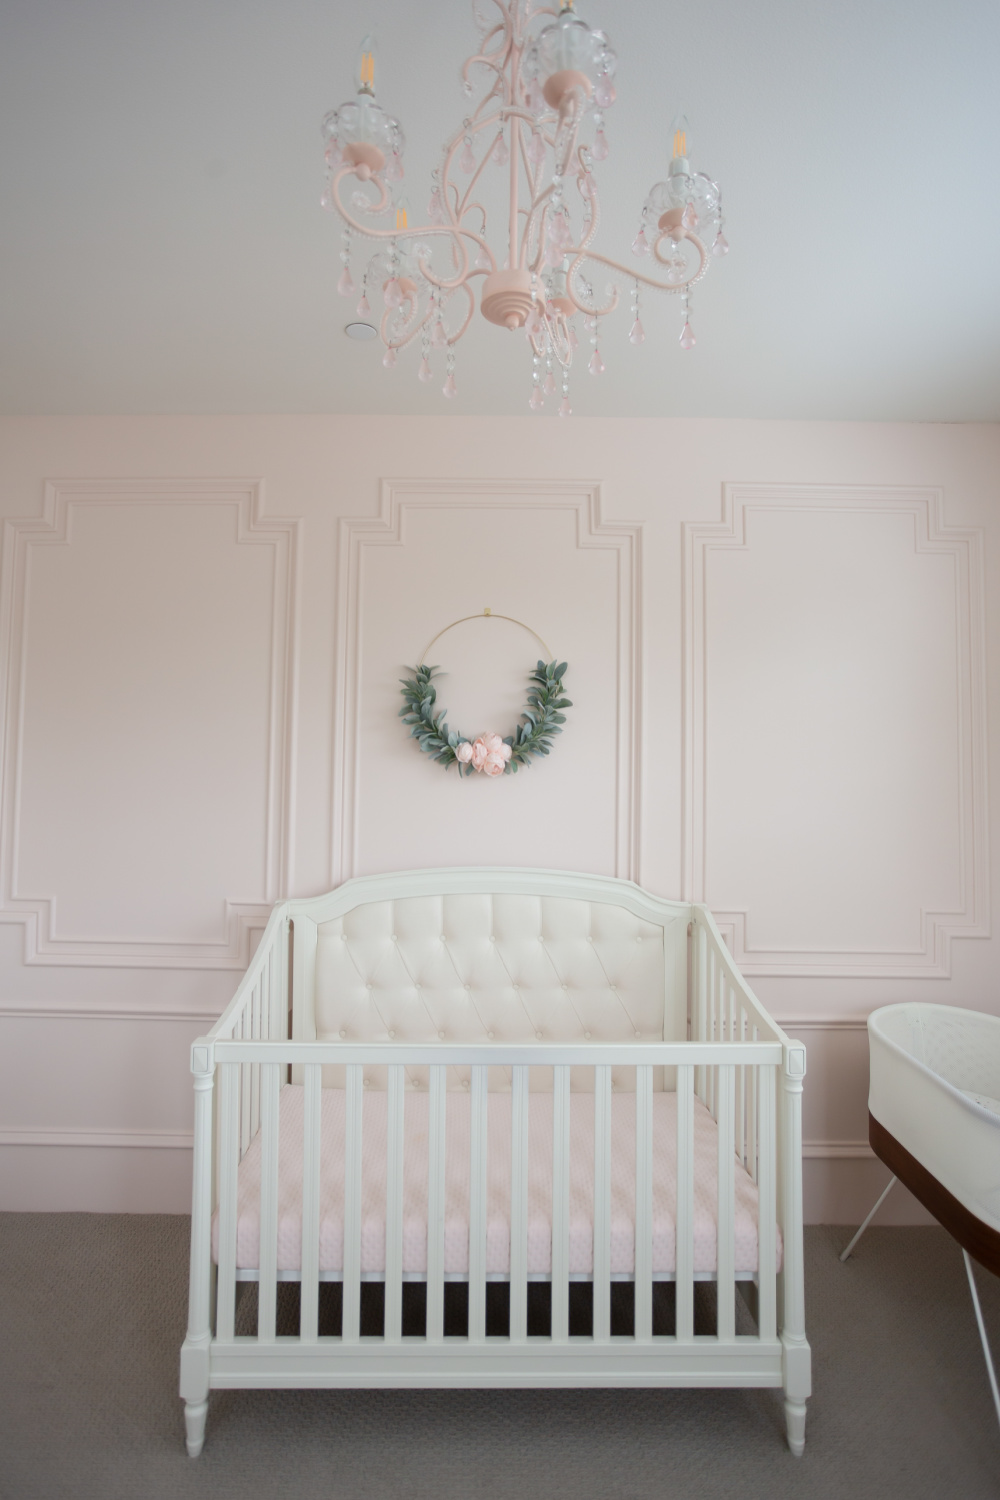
[0,1127,194,1149]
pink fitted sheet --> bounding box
[212,1084,780,1277]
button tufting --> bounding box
[635,1029,641,1038]
[438,1030,445,1040]
[462,1079,470,1090]
[363,1078,370,1088]
[489,935,496,943]
[635,936,642,943]
[487,1030,494,1040]
[561,984,568,991]
[587,935,593,943]
[339,1029,347,1040]
[536,1031,543,1040]
[464,983,471,991]
[388,1030,395,1039]
[391,934,397,942]
[584,1030,591,1039]
[367,984,373,992]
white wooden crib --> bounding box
[180,869,811,1455]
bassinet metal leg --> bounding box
[839,1175,897,1262]
[964,1250,1000,1431]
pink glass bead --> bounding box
[529,386,544,411]
[592,129,609,162]
[629,318,645,345]
[595,78,616,109]
[543,369,557,396]
[568,325,579,350]
[382,347,397,368]
[385,153,404,182]
[682,203,698,230]
[492,136,509,167]
[588,349,605,376]
[632,228,649,257]
[558,396,572,417]
[712,232,730,257]
[337,266,354,297]
[544,239,564,268]
[431,319,448,349]
[679,321,696,349]
[324,143,342,169]
[460,142,476,173]
[320,187,334,211]
[475,247,491,270]
[356,292,371,318]
[442,372,458,399]
[383,278,402,309]
[527,132,546,166]
[417,357,434,383]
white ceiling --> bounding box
[1,0,998,420]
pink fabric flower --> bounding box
[455,741,473,763]
[470,737,489,770]
[482,751,507,777]
[481,733,505,754]
[469,734,512,774]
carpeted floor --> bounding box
[0,1215,998,1499]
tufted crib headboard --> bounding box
[287,869,691,1091]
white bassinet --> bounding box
[842,1002,1000,1426]
[180,869,811,1457]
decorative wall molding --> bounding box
[803,1141,873,1160]
[0,1125,193,1149]
[0,479,300,969]
[332,479,643,884]
[0,1001,222,1022]
[684,484,989,978]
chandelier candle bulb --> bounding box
[321,0,727,406]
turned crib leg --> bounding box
[184,1399,209,1458]
[784,1398,807,1457]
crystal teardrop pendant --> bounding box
[682,202,698,230]
[527,132,546,166]
[568,324,579,351]
[558,396,572,417]
[629,318,645,345]
[460,140,476,173]
[712,232,730,257]
[337,266,354,297]
[382,346,397,368]
[595,78,616,109]
[588,350,605,376]
[679,321,696,349]
[320,187,334,212]
[417,357,434,383]
[431,319,448,349]
[632,228,649,257]
[385,152,404,182]
[492,135,509,167]
[528,386,544,411]
[356,292,371,318]
[383,278,402,309]
[475,247,491,271]
[592,129,609,162]
[442,372,458,399]
[543,369,557,396]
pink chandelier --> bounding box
[321,0,728,413]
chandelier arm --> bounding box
[446,282,477,345]
[330,166,391,224]
[381,289,434,353]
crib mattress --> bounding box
[212,1084,780,1278]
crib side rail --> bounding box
[204,1037,784,1366]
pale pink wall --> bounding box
[1,415,997,1222]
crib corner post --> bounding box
[180,1039,215,1457]
[779,1041,811,1456]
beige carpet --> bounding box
[0,1214,998,1499]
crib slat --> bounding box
[299,1063,322,1342]
[757,1062,777,1341]
[716,1064,736,1341]
[510,1065,529,1343]
[257,1062,281,1341]
[635,1064,653,1341]
[342,1064,363,1343]
[469,1066,488,1344]
[250,982,261,1139]
[239,1007,251,1158]
[426,1065,446,1343]
[385,1065,405,1343]
[676,1063,695,1342]
[551,1065,571,1342]
[696,925,708,1102]
[593,1064,612,1342]
[216,1062,240,1342]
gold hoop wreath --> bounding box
[399,609,571,777]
